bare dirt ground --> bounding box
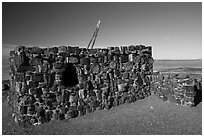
[2,94,202,135]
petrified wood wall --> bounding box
[9,45,153,127]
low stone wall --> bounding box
[151,72,202,107]
[8,45,153,127]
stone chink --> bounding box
[8,45,153,127]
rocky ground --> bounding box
[2,93,202,135]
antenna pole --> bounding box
[87,20,101,50]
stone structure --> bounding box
[151,72,202,107]
[8,45,153,127]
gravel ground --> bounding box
[2,94,202,135]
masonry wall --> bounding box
[150,72,202,107]
[8,45,153,127]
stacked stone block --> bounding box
[151,72,202,107]
[8,45,153,127]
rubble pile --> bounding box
[8,45,153,127]
[151,72,202,107]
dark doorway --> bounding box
[194,85,202,106]
[62,63,79,88]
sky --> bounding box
[2,2,202,59]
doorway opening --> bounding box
[62,63,79,88]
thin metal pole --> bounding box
[87,20,101,50]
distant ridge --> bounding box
[155,59,202,61]
[159,67,202,72]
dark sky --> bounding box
[2,2,202,59]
